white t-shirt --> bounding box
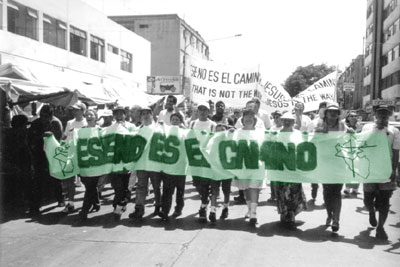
[295,114,312,132]
[158,109,173,126]
[190,119,217,131]
[235,116,266,130]
[64,118,87,140]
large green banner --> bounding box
[44,124,392,184]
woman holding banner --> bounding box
[315,102,349,233]
[275,112,307,229]
[232,108,264,226]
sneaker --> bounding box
[245,211,250,219]
[89,204,101,213]
[129,207,144,219]
[376,227,388,240]
[234,196,246,204]
[62,203,74,214]
[369,211,377,227]
[113,205,124,221]
[199,207,207,222]
[172,209,182,218]
[220,208,229,220]
[209,212,217,223]
[331,221,339,232]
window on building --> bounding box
[90,35,104,62]
[70,26,87,56]
[139,24,149,29]
[43,14,66,49]
[384,0,398,19]
[7,0,38,40]
[107,44,119,55]
[388,50,393,63]
[394,44,399,59]
[366,4,373,18]
[120,49,132,72]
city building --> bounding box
[337,55,364,110]
[109,14,210,95]
[363,0,400,112]
[0,0,151,94]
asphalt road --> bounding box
[1,182,399,267]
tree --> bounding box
[283,64,336,97]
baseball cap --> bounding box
[71,102,86,111]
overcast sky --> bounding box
[82,0,366,85]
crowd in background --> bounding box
[2,95,399,241]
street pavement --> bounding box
[1,181,399,267]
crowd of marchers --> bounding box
[2,95,399,241]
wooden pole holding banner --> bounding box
[333,66,340,104]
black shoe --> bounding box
[234,196,246,204]
[129,207,144,219]
[199,207,207,222]
[220,208,229,220]
[89,204,101,213]
[172,209,182,218]
[376,227,388,240]
[332,221,339,232]
[209,212,216,223]
[153,206,160,216]
[369,211,377,227]
[158,210,169,221]
[249,218,257,226]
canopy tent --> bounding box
[0,63,181,111]
[0,77,78,107]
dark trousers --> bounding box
[30,167,63,210]
[135,170,161,210]
[311,184,319,198]
[363,189,392,214]
[111,172,131,208]
[81,176,100,214]
[322,184,343,223]
[160,173,186,215]
[193,176,211,205]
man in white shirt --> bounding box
[235,99,269,129]
[189,102,217,222]
[109,106,135,220]
[129,107,162,220]
[362,104,400,240]
[61,101,87,213]
[293,102,312,132]
[63,102,87,141]
[155,95,184,126]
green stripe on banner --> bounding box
[44,124,392,184]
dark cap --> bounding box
[113,105,126,114]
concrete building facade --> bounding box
[0,0,151,92]
[109,14,210,95]
[338,55,364,110]
[363,0,400,111]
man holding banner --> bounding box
[362,103,400,240]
